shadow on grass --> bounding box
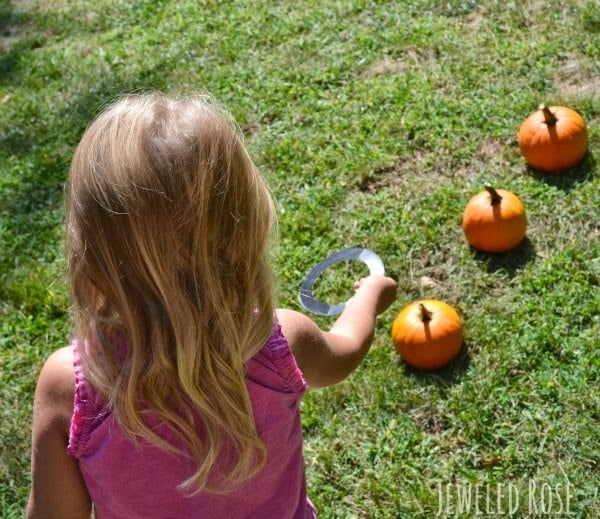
[399,341,471,388]
[470,237,536,276]
[526,150,596,192]
[1,75,160,215]
[0,0,41,84]
[0,78,160,280]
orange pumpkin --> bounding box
[518,104,588,172]
[392,300,463,370]
[462,186,527,253]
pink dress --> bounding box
[67,323,316,518]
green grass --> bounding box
[1,0,598,517]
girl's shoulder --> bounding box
[274,308,328,387]
[29,347,93,517]
[32,346,76,438]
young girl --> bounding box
[27,93,397,518]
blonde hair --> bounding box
[65,93,276,492]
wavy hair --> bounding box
[65,93,276,492]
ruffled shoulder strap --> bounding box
[247,322,307,395]
[67,341,110,457]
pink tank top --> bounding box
[67,323,316,518]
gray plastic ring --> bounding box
[298,247,385,316]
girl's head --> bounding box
[66,93,275,492]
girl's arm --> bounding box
[277,274,397,388]
[27,347,92,519]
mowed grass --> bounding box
[1,0,598,517]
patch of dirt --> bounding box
[463,10,485,30]
[473,137,504,161]
[410,250,462,305]
[453,137,509,180]
[363,46,440,78]
[555,56,600,99]
[357,147,471,193]
[0,0,38,52]
[11,0,37,9]
[358,137,506,193]
[363,57,410,78]
[410,406,451,434]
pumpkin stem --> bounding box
[539,104,558,126]
[418,303,433,323]
[484,186,502,206]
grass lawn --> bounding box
[1,0,598,517]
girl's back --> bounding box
[68,323,314,518]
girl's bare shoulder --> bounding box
[34,346,76,427]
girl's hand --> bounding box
[352,275,398,315]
